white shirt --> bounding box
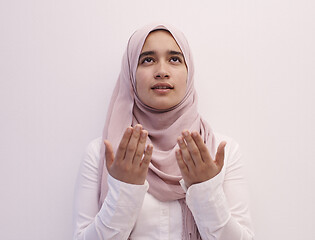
[73,133,254,240]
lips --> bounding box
[151,83,174,89]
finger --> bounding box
[177,136,195,170]
[214,141,227,170]
[175,149,189,175]
[182,130,203,165]
[133,130,148,165]
[124,124,142,162]
[140,144,153,169]
[191,131,212,163]
[115,127,133,161]
[104,140,114,170]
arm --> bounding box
[73,138,149,240]
[186,139,254,239]
[176,131,254,239]
[73,125,153,240]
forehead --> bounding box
[141,30,182,53]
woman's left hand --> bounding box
[176,130,227,188]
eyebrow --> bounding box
[138,50,184,60]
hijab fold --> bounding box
[98,23,217,240]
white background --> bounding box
[1,0,314,239]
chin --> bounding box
[150,101,178,110]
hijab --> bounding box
[98,23,217,240]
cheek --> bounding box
[135,69,143,92]
[179,70,188,93]
[135,69,149,95]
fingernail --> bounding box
[192,131,198,137]
[135,125,141,132]
[141,130,147,138]
[183,130,189,137]
[177,137,184,144]
[127,127,132,133]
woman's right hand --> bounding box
[104,124,153,185]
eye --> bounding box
[141,57,155,64]
[170,56,181,63]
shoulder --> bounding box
[214,132,242,168]
[214,132,240,153]
[82,136,103,167]
[85,136,103,154]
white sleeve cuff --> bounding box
[179,179,188,192]
[185,171,230,230]
[98,174,149,229]
[105,174,149,207]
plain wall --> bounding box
[1,0,314,239]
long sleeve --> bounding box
[185,135,254,240]
[73,137,149,240]
[73,135,254,240]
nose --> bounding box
[154,62,170,79]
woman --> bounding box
[73,23,254,240]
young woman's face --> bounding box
[135,30,187,110]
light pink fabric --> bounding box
[98,23,217,240]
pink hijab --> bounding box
[98,23,217,240]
